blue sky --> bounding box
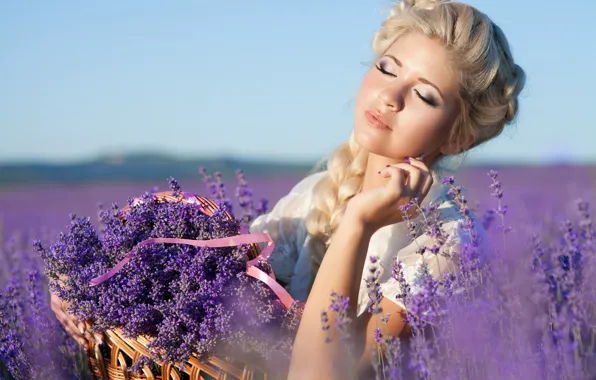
[1,0,594,165]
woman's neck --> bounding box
[361,153,404,192]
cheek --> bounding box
[398,109,452,146]
[355,72,378,107]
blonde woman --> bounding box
[51,0,525,377]
[247,0,525,378]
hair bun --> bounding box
[399,0,450,11]
[503,64,526,123]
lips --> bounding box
[364,109,391,130]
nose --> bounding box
[377,83,405,112]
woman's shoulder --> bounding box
[248,170,327,288]
[249,169,327,229]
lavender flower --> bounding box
[3,166,596,379]
[0,235,82,380]
[32,175,295,377]
[322,170,596,379]
[198,168,233,212]
[366,256,384,315]
[391,259,411,303]
[329,291,352,343]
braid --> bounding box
[304,134,368,280]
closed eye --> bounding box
[415,90,438,107]
[376,63,438,107]
[375,63,396,77]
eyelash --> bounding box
[375,63,438,107]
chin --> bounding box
[353,126,393,158]
[353,126,415,161]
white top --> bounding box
[249,169,486,317]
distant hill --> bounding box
[1,153,592,188]
[0,153,317,187]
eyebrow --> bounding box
[384,54,445,99]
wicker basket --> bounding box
[83,192,286,380]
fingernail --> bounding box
[418,153,425,159]
[404,157,411,164]
[79,326,85,335]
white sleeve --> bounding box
[248,171,325,287]
[378,216,466,312]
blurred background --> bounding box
[1,0,595,237]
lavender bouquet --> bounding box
[33,172,301,375]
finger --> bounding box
[84,319,105,345]
[93,332,105,346]
[82,320,104,346]
[76,323,90,350]
[82,324,101,346]
[419,170,434,200]
[79,321,92,340]
[405,157,433,200]
[54,310,77,335]
[56,314,88,349]
[381,163,422,196]
[66,316,85,341]
[406,156,430,174]
[380,166,406,195]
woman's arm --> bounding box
[288,161,432,380]
[287,214,413,379]
[287,214,374,379]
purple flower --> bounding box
[328,291,352,343]
[365,256,383,315]
[0,237,80,379]
[32,175,292,375]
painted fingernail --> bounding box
[404,157,411,164]
[418,153,425,159]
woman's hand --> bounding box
[50,291,103,350]
[346,157,433,232]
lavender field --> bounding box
[1,165,594,240]
[0,174,302,240]
[1,165,595,379]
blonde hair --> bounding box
[304,0,526,281]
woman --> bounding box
[52,0,525,378]
[253,1,524,378]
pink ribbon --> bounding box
[89,191,301,311]
[89,232,298,310]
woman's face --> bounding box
[353,32,462,161]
